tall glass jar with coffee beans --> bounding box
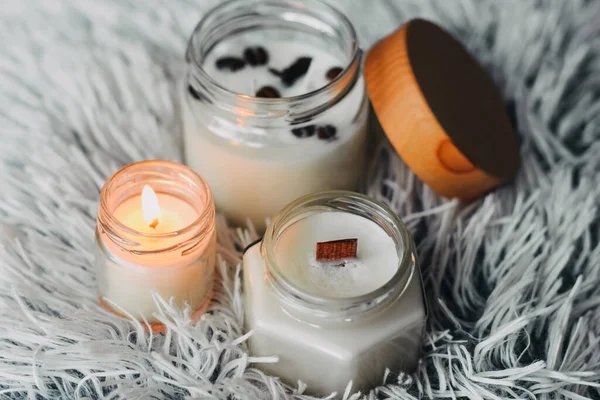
[182,0,369,230]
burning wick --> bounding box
[142,184,161,229]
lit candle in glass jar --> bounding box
[95,160,216,331]
[243,191,426,395]
[182,0,368,230]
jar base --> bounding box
[98,292,212,334]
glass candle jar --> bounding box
[182,0,369,231]
[243,191,426,395]
[95,160,216,331]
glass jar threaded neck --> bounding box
[185,0,362,124]
[96,160,215,262]
[261,191,416,324]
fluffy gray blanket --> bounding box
[1,0,599,399]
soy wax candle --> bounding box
[182,0,368,230]
[95,161,216,330]
[243,191,426,395]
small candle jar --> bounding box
[95,160,216,330]
[243,191,426,395]
[182,0,369,230]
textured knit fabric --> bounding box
[1,0,599,399]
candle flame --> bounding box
[142,185,161,229]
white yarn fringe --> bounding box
[1,0,600,398]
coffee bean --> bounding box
[187,84,202,101]
[244,47,269,66]
[326,67,343,81]
[255,47,268,65]
[215,57,246,72]
[291,125,316,138]
[317,125,337,141]
[243,48,257,66]
[270,57,312,86]
[283,57,312,86]
[256,86,281,98]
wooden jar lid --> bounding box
[365,19,519,201]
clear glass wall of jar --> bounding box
[95,161,216,331]
[243,191,426,395]
[182,0,369,231]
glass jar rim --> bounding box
[98,160,215,247]
[261,191,416,322]
[185,0,362,121]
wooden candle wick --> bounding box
[316,238,358,261]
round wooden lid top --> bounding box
[365,19,519,201]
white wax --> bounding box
[183,37,368,230]
[100,193,215,323]
[274,212,400,298]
